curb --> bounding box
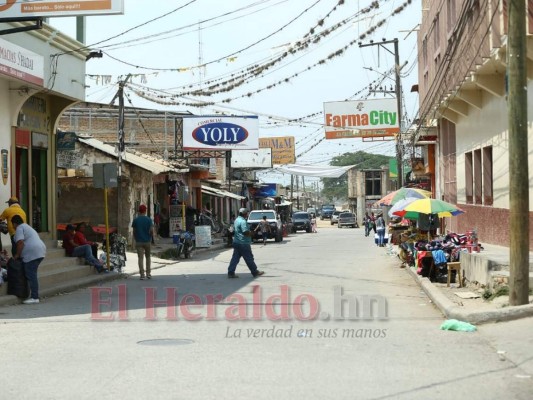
[405,265,533,324]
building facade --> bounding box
[416,0,533,247]
[0,21,87,239]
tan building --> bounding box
[415,0,533,247]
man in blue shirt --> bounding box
[227,208,265,278]
[132,204,154,280]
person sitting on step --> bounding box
[62,224,106,273]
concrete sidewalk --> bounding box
[400,243,533,324]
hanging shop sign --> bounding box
[259,136,295,165]
[0,0,124,18]
[183,116,259,151]
[0,38,44,86]
[1,149,8,185]
[323,98,399,139]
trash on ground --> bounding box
[439,319,477,332]
[454,291,481,299]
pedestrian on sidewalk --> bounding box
[0,196,27,256]
[227,208,265,278]
[132,204,154,280]
[12,214,46,304]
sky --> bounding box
[48,0,422,187]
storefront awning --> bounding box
[201,185,245,201]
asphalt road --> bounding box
[1,222,532,400]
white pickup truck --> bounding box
[247,210,283,242]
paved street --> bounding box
[1,222,532,400]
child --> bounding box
[311,213,317,233]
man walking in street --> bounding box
[132,204,153,280]
[12,214,46,304]
[227,208,265,278]
[0,196,27,255]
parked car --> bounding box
[292,212,312,233]
[247,210,283,242]
[330,211,342,225]
[338,212,357,228]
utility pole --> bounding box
[110,74,132,233]
[508,0,529,305]
[359,39,403,187]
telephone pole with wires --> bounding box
[359,39,404,188]
[508,0,529,306]
[110,74,132,232]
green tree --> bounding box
[321,151,393,201]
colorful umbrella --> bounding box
[392,198,465,219]
[387,197,420,217]
[377,187,432,206]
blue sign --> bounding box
[192,123,249,146]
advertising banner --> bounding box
[231,148,272,168]
[323,98,399,139]
[0,0,124,18]
[0,38,44,86]
[183,116,259,150]
[259,136,295,165]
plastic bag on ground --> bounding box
[440,319,477,332]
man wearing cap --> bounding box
[0,196,27,255]
[227,208,265,278]
[62,224,106,273]
[132,204,153,280]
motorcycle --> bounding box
[176,230,195,259]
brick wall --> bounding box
[449,204,533,250]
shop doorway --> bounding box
[31,148,48,232]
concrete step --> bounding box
[0,239,112,306]
[0,271,123,307]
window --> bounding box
[422,37,428,68]
[433,13,440,50]
[465,152,473,204]
[446,0,456,32]
[474,149,482,204]
[483,146,493,205]
[365,171,382,196]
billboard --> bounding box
[249,184,277,198]
[259,136,295,165]
[0,38,44,86]
[0,0,124,18]
[323,98,399,139]
[183,116,259,151]
[231,148,272,168]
